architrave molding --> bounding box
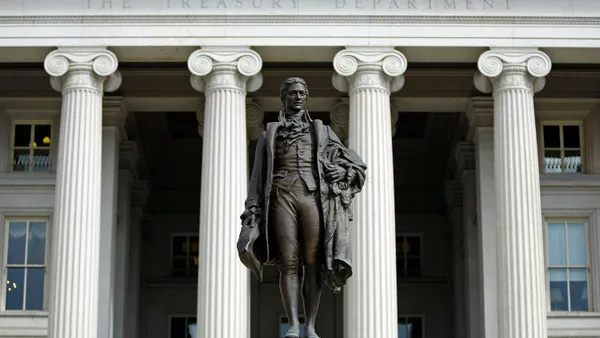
[1,15,600,49]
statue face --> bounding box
[283,83,308,114]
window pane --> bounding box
[170,317,186,338]
[563,125,580,148]
[13,125,31,147]
[25,267,45,310]
[190,236,199,255]
[27,222,47,265]
[399,323,408,338]
[407,258,421,277]
[32,149,51,172]
[569,269,588,311]
[407,317,423,338]
[567,222,586,266]
[7,221,27,265]
[173,236,187,256]
[549,269,568,311]
[564,149,582,173]
[33,125,51,147]
[5,267,25,310]
[172,258,187,276]
[12,149,30,172]
[406,236,421,255]
[280,317,305,338]
[543,125,560,148]
[547,222,566,266]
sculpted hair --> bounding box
[280,77,309,102]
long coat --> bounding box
[238,117,366,291]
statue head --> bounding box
[280,77,309,114]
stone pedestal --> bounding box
[332,47,406,338]
[187,47,263,338]
[44,47,121,338]
[475,48,551,338]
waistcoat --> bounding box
[273,126,318,192]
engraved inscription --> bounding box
[84,0,511,10]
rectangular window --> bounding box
[11,122,52,172]
[545,219,590,312]
[280,316,305,338]
[4,218,48,311]
[169,315,196,338]
[398,316,424,338]
[396,235,422,278]
[171,234,199,277]
[541,122,583,173]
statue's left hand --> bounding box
[325,165,346,183]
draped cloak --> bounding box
[237,114,367,293]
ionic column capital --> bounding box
[44,47,122,93]
[332,47,407,93]
[474,48,552,94]
[246,98,264,141]
[188,47,263,93]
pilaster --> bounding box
[98,96,128,338]
[465,97,496,338]
[475,48,551,338]
[445,180,466,338]
[114,143,138,338]
[44,47,121,338]
[332,47,407,338]
[188,46,263,338]
[454,141,480,338]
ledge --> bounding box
[0,311,47,337]
[547,313,600,336]
[540,174,600,188]
[0,172,55,186]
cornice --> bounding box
[2,15,600,26]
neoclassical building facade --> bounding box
[0,1,600,338]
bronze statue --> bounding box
[237,77,367,338]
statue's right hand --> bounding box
[242,213,256,227]
[241,207,260,227]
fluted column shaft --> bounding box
[333,47,407,338]
[44,48,121,338]
[475,48,551,338]
[188,47,263,338]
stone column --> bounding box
[332,47,406,338]
[187,47,263,338]
[475,48,551,338]
[44,47,121,338]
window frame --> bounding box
[170,233,199,278]
[9,120,54,173]
[167,313,197,338]
[0,211,52,313]
[397,314,426,338]
[542,210,600,315]
[539,120,585,174]
[396,233,423,278]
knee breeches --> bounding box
[269,179,323,268]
